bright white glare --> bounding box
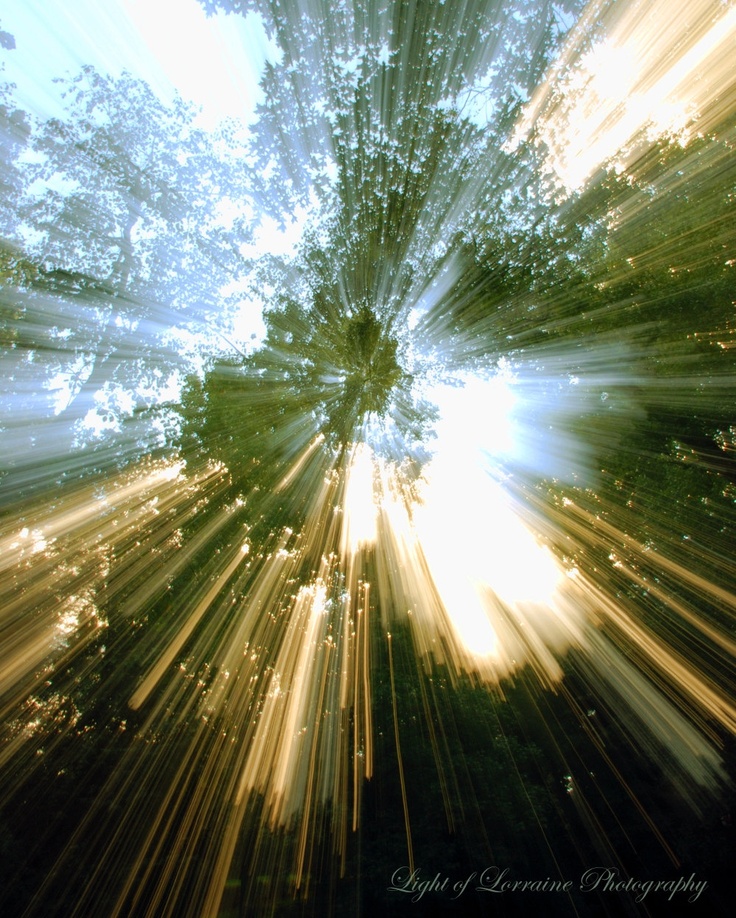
[239,195,318,260]
[121,0,278,128]
[1,0,276,127]
[79,383,137,437]
[423,370,518,459]
[341,443,378,555]
[81,409,118,438]
[511,0,736,192]
[231,298,267,353]
[415,437,562,607]
[412,372,563,656]
[0,1,135,118]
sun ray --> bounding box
[1,1,734,916]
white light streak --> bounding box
[512,0,736,192]
[1,2,734,915]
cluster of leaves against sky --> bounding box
[0,0,733,523]
[0,0,592,489]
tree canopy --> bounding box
[1,3,735,917]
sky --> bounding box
[0,0,304,368]
[0,0,278,128]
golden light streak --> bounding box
[385,376,577,682]
[340,442,378,555]
[352,580,372,831]
[129,535,251,710]
[387,630,414,874]
[562,504,736,737]
[274,433,325,492]
[4,400,732,916]
[511,0,736,192]
[2,4,734,913]
[0,459,222,710]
